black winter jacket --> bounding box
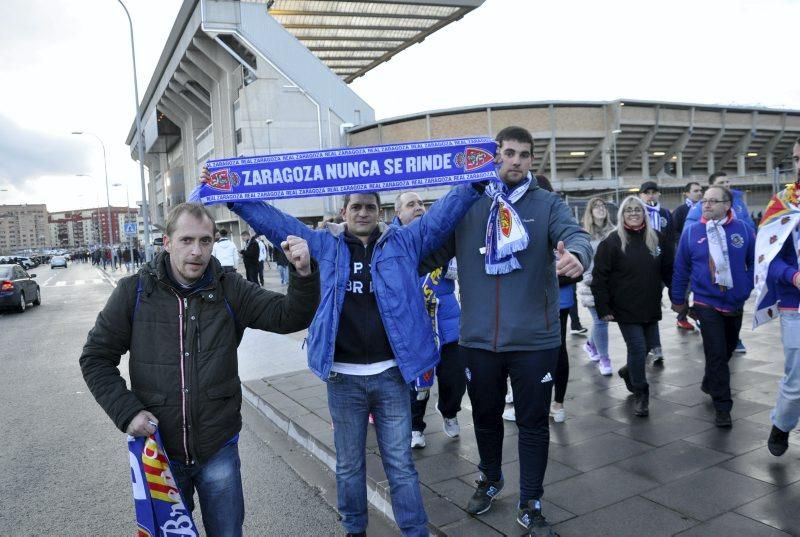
[591,228,673,324]
[79,252,319,464]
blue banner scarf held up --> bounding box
[190,137,498,204]
[128,430,198,537]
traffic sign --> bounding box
[124,223,138,236]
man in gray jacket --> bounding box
[427,126,591,535]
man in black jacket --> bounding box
[79,202,320,536]
[240,230,260,284]
[671,181,703,331]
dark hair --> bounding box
[536,174,554,192]
[706,185,733,203]
[343,191,381,209]
[165,203,215,237]
[219,228,228,237]
[241,230,250,237]
[495,126,534,152]
[684,181,701,192]
[708,171,727,185]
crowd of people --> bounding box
[77,129,800,537]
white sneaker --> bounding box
[411,430,426,449]
[437,407,460,438]
[598,355,613,376]
[502,407,516,421]
[550,403,566,423]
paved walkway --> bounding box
[105,263,800,536]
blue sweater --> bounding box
[671,219,755,312]
[768,233,800,310]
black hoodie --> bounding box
[334,227,395,365]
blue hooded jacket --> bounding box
[671,218,755,311]
[230,184,481,383]
[685,189,755,232]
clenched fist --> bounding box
[282,235,311,276]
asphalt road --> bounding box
[0,261,353,536]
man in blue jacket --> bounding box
[425,127,591,536]
[229,184,482,537]
[671,185,755,427]
[685,172,756,353]
[394,191,465,449]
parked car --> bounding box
[50,255,68,269]
[0,264,41,312]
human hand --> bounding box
[126,410,158,437]
[200,167,209,184]
[282,235,311,276]
[555,241,584,278]
[671,303,688,314]
[601,314,615,321]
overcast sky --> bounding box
[1,0,798,212]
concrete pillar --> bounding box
[766,153,774,174]
[602,149,611,180]
[737,154,746,176]
[707,152,715,175]
[641,152,649,179]
[549,140,557,182]
[676,152,684,179]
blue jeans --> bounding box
[588,306,609,356]
[774,312,800,432]
[617,322,659,394]
[327,367,428,536]
[170,442,244,537]
[277,265,288,284]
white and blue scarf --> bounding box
[484,175,532,274]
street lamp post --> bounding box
[117,0,151,262]
[612,129,622,206]
[73,135,114,266]
[265,119,273,154]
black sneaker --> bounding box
[517,500,559,536]
[346,532,366,537]
[714,410,732,428]
[768,425,789,456]
[633,392,649,417]
[618,366,634,393]
[465,475,504,515]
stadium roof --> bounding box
[265,0,485,82]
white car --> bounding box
[50,256,68,269]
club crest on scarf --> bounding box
[206,169,240,192]
[457,147,494,172]
[129,431,198,537]
[499,203,512,238]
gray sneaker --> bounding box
[437,406,460,438]
[465,476,504,515]
[517,499,558,536]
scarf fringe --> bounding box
[485,256,521,274]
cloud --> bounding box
[0,113,90,190]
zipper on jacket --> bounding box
[176,294,191,464]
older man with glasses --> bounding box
[671,185,755,427]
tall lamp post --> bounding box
[612,129,622,205]
[73,136,113,260]
[112,182,134,271]
[117,0,151,261]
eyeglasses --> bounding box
[623,208,643,214]
[701,199,730,205]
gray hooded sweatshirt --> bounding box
[428,181,592,352]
